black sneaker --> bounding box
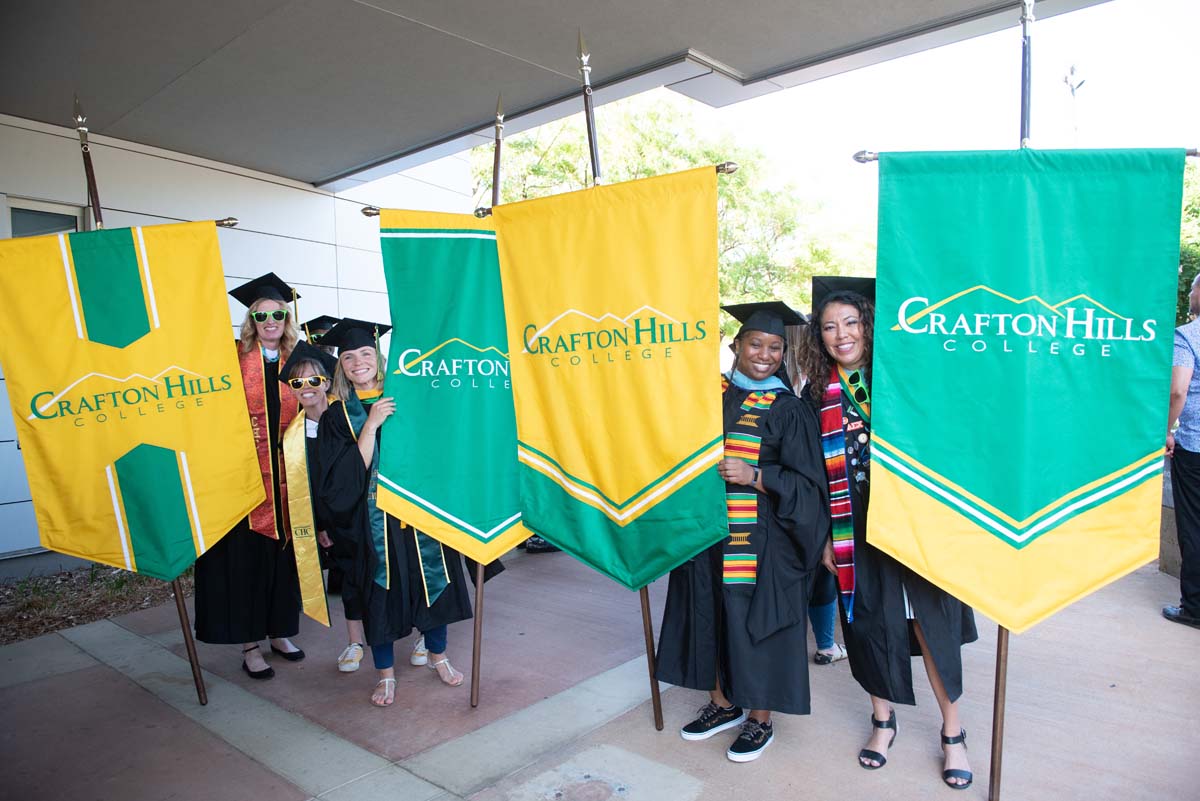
[524,535,560,553]
[727,719,774,762]
[680,701,746,741]
[1163,605,1200,628]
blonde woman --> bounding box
[316,318,481,706]
[194,273,305,678]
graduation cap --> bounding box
[229,272,299,308]
[811,276,876,314]
[279,340,337,383]
[319,317,392,352]
[302,315,341,342]
[722,301,807,339]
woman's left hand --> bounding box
[317,530,333,548]
[717,457,754,485]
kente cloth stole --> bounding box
[820,366,871,621]
[282,414,331,626]
[722,382,778,585]
[343,393,450,603]
[239,348,297,539]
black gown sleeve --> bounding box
[758,395,830,574]
[316,401,369,541]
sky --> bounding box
[677,0,1199,272]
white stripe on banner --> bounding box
[178,451,206,554]
[517,442,724,523]
[379,232,497,240]
[58,234,84,339]
[1021,460,1162,541]
[375,473,520,539]
[105,465,133,570]
[135,227,161,329]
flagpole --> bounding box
[578,30,603,186]
[989,3,1035,797]
[469,95,505,711]
[70,96,211,705]
[72,96,105,230]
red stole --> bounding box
[240,347,298,539]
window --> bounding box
[8,198,86,238]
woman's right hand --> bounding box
[821,537,837,575]
[365,397,396,429]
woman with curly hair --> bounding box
[194,273,305,679]
[800,277,977,790]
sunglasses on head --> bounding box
[288,375,328,389]
[251,310,289,323]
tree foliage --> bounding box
[470,91,853,335]
[1176,162,1200,326]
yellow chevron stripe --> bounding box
[873,434,1161,528]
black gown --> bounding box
[194,356,301,644]
[656,384,829,714]
[810,388,979,705]
[316,397,486,648]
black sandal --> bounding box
[940,728,973,790]
[241,644,275,680]
[858,709,897,769]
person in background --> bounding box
[303,314,341,356]
[657,301,829,763]
[194,272,304,679]
[1165,272,1200,629]
[801,278,976,790]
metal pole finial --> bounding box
[495,92,505,127]
[716,161,739,175]
[215,217,239,228]
[853,150,879,163]
[474,207,493,218]
[361,206,380,217]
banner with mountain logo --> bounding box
[868,149,1185,632]
[493,168,727,589]
[375,210,529,564]
[0,222,264,580]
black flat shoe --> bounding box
[858,709,897,769]
[242,645,274,679]
[941,728,973,790]
[270,644,306,662]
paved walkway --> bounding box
[1,552,1197,801]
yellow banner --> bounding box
[0,222,263,580]
[493,168,727,589]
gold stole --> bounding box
[282,413,330,627]
[239,347,298,538]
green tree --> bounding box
[471,90,855,334]
[1176,162,1200,325]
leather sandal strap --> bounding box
[242,645,260,653]
[871,711,897,729]
[941,728,967,746]
[859,749,887,767]
[943,769,973,784]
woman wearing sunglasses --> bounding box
[801,279,977,790]
[316,319,478,707]
[194,272,305,679]
[656,301,829,763]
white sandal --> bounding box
[427,656,463,686]
[371,677,396,706]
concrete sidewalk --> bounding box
[1,553,1197,801]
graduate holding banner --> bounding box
[194,273,307,678]
[317,318,484,707]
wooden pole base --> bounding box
[470,561,485,708]
[638,586,664,731]
[172,577,207,705]
[989,625,1010,801]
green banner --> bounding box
[375,210,528,564]
[868,149,1185,632]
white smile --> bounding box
[301,391,317,399]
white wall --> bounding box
[0,113,474,557]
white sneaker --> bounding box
[409,635,428,666]
[337,643,363,673]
